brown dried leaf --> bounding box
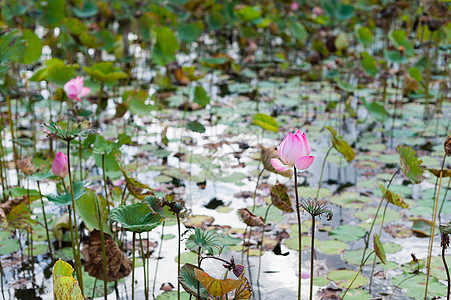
[270,182,294,212]
[17,158,35,175]
[427,168,451,178]
[260,147,292,178]
[82,230,132,281]
[238,208,265,227]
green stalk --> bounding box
[360,169,400,266]
[132,231,136,300]
[316,146,333,205]
[102,154,110,216]
[257,204,273,286]
[139,234,148,300]
[152,221,165,299]
[177,212,181,300]
[94,194,108,300]
[67,141,84,294]
[341,252,374,299]
[37,181,54,263]
[6,94,20,186]
[438,178,451,224]
[424,155,447,299]
[78,137,83,181]
[309,216,316,300]
[294,166,302,300]
[62,179,78,279]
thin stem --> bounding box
[6,94,20,186]
[257,204,273,286]
[177,212,181,300]
[94,194,108,300]
[438,178,451,224]
[425,154,447,299]
[78,137,83,181]
[442,243,450,300]
[341,251,374,299]
[309,216,316,300]
[139,234,148,300]
[316,146,333,205]
[102,154,111,216]
[132,231,136,300]
[360,168,400,266]
[152,221,165,299]
[252,169,265,212]
[294,166,302,300]
[37,181,54,263]
[67,141,83,293]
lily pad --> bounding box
[328,269,367,288]
[109,203,163,233]
[329,225,366,242]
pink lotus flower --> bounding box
[52,151,69,178]
[290,2,299,10]
[63,76,90,102]
[270,130,314,172]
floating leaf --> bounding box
[109,203,163,233]
[178,264,209,300]
[194,268,241,297]
[412,218,434,237]
[328,269,367,288]
[52,259,84,300]
[270,183,294,212]
[252,113,278,132]
[397,145,424,184]
[325,127,355,162]
[329,225,366,242]
[373,234,386,264]
[260,147,292,178]
[238,208,265,227]
[379,184,408,209]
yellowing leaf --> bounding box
[379,184,409,209]
[194,268,241,297]
[234,274,252,299]
[325,127,355,162]
[373,233,386,264]
[52,259,84,300]
[397,145,424,184]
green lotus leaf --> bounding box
[397,145,424,184]
[178,263,209,299]
[109,202,163,233]
[46,181,86,206]
[83,62,128,83]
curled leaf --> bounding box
[379,184,408,209]
[270,183,294,212]
[260,147,292,178]
[194,268,241,297]
[373,233,386,264]
[238,208,265,227]
[52,259,84,300]
[325,127,355,162]
[397,145,424,184]
[427,168,451,178]
[233,274,252,299]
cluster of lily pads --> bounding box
[0,0,451,300]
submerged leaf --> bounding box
[397,145,424,184]
[325,127,355,162]
[373,233,386,264]
[194,268,241,297]
[270,183,294,212]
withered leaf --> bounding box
[82,230,132,281]
[270,182,294,212]
[427,168,451,178]
[238,208,265,227]
[260,147,292,178]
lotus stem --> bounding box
[132,231,136,300]
[315,146,333,205]
[139,234,148,300]
[6,94,20,186]
[67,141,84,293]
[294,166,302,300]
[177,212,181,300]
[94,194,108,299]
[441,237,450,300]
[341,251,374,299]
[257,204,273,286]
[360,168,399,267]
[369,201,389,292]
[425,154,446,299]
[152,221,165,299]
[37,181,54,263]
[78,137,83,181]
[438,178,451,224]
[102,154,110,216]
[309,216,316,300]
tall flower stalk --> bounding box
[271,130,314,300]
